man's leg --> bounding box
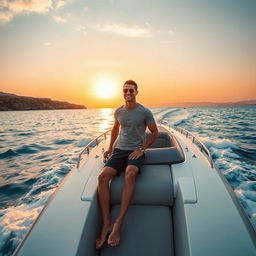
[108,165,139,247]
[96,166,118,249]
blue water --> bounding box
[0,107,255,255]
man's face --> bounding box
[123,83,137,102]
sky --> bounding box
[0,0,256,108]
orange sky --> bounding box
[0,0,255,108]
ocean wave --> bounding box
[16,132,35,137]
[0,198,48,256]
[0,149,19,159]
[224,167,249,188]
[202,136,256,171]
[76,138,92,147]
[172,119,187,127]
[30,144,53,151]
[161,108,183,120]
[53,139,75,145]
[153,108,180,122]
[234,182,256,227]
[38,158,52,163]
[0,163,72,255]
[202,137,238,150]
[211,148,240,160]
[151,108,169,115]
[236,181,256,194]
[156,108,190,128]
[233,147,256,165]
[0,178,38,208]
[212,147,256,189]
[16,146,38,155]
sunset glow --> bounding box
[0,0,255,108]
[92,75,119,100]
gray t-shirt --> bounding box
[114,103,155,150]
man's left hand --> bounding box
[128,149,144,160]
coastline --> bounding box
[0,92,86,111]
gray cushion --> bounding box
[147,131,173,148]
[101,205,174,256]
[144,147,184,164]
[110,165,173,206]
[145,129,185,164]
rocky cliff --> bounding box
[0,92,86,111]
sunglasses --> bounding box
[123,88,135,93]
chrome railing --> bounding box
[175,126,213,168]
[77,129,111,168]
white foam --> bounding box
[0,186,56,255]
[155,107,190,127]
[235,187,256,227]
[0,202,44,255]
[0,162,71,255]
[202,137,238,150]
[76,138,91,147]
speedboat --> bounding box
[14,125,256,256]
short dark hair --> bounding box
[123,80,138,91]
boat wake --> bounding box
[0,163,72,256]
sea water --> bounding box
[0,106,255,255]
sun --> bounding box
[93,75,119,99]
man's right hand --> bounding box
[103,149,112,163]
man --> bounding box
[96,80,158,249]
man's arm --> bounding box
[108,120,120,151]
[140,122,158,150]
[128,123,158,160]
[104,119,120,161]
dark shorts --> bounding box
[104,148,145,174]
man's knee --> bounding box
[125,165,139,181]
[98,167,116,184]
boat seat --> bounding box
[110,165,173,206]
[144,130,185,164]
[149,137,171,147]
[144,147,184,164]
[101,205,174,256]
[146,131,173,148]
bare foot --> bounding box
[107,222,122,247]
[96,223,113,249]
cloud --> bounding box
[54,0,70,10]
[0,0,72,25]
[43,42,51,46]
[168,29,175,35]
[156,29,175,36]
[94,24,150,38]
[0,9,14,26]
[53,15,67,23]
[74,24,86,35]
[2,0,52,14]
[74,24,86,31]
[53,12,70,23]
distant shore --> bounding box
[149,100,256,108]
[0,92,86,111]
